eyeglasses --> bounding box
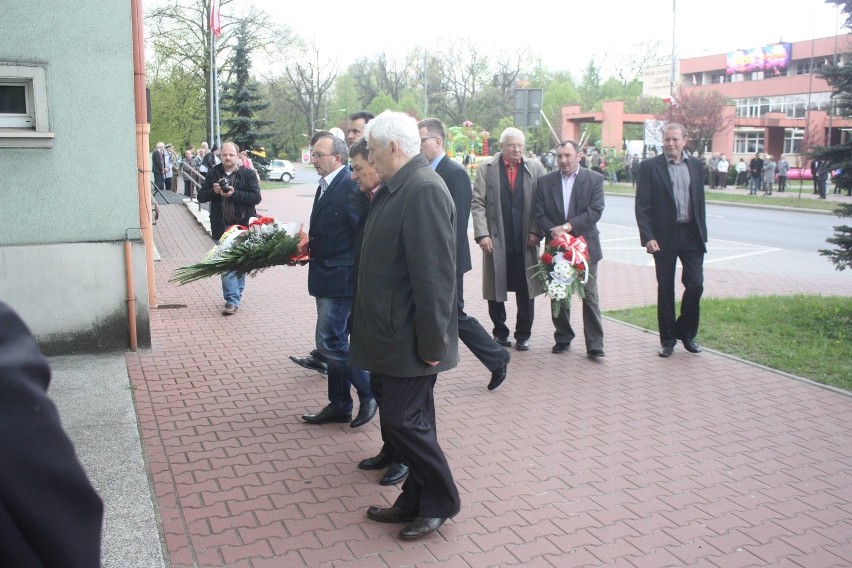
[420,137,437,143]
[310,151,338,159]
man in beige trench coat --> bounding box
[471,127,546,351]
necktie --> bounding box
[318,179,328,199]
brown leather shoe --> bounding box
[366,506,417,524]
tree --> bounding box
[148,66,207,149]
[145,0,291,143]
[279,42,338,140]
[658,86,733,153]
[220,21,271,153]
[815,0,852,270]
[612,40,670,88]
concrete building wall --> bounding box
[0,0,150,352]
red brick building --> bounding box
[560,34,852,165]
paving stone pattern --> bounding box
[128,198,852,567]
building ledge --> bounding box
[0,129,55,148]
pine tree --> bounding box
[815,0,852,270]
[221,20,271,154]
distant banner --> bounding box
[726,43,791,75]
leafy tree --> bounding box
[148,66,207,149]
[145,0,291,143]
[221,21,271,153]
[816,0,852,270]
[657,85,733,153]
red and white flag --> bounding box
[210,0,221,38]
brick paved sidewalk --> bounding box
[129,203,852,567]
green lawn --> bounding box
[605,295,852,391]
[604,183,842,212]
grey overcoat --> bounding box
[471,153,546,301]
[349,154,459,377]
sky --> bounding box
[247,0,848,78]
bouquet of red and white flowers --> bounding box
[170,216,308,285]
[531,233,590,318]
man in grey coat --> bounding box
[471,128,546,351]
[350,110,460,540]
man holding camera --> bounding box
[197,141,262,315]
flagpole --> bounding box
[209,26,215,146]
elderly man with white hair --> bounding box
[471,127,546,351]
[349,110,461,540]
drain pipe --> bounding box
[125,229,140,351]
[131,0,156,307]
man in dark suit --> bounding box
[0,301,104,567]
[635,123,708,358]
[534,140,606,358]
[351,110,460,540]
[151,141,167,191]
[418,118,511,391]
[300,133,376,428]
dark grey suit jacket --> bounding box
[435,154,472,275]
[635,153,707,252]
[534,167,605,263]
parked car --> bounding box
[265,159,295,182]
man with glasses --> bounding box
[471,127,546,351]
[300,132,377,429]
[418,118,511,390]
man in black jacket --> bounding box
[418,118,511,390]
[635,123,707,358]
[0,301,104,567]
[197,141,262,315]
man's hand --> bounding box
[550,223,571,238]
[423,360,439,367]
[479,237,493,254]
[645,239,661,254]
[527,232,541,247]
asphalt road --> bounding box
[602,194,850,280]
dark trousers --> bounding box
[488,258,534,340]
[377,373,461,518]
[183,179,193,197]
[552,262,604,351]
[778,175,787,192]
[653,222,705,346]
[370,374,405,465]
[458,275,509,372]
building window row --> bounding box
[688,56,838,86]
[734,128,807,155]
[734,92,833,119]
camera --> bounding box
[218,177,230,191]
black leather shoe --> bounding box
[487,355,510,391]
[587,349,605,358]
[551,342,570,354]
[515,339,529,351]
[681,339,703,353]
[302,404,351,424]
[493,336,512,347]
[367,505,417,524]
[350,398,378,428]
[289,355,328,374]
[358,452,393,470]
[380,463,409,485]
[658,345,674,358]
[399,517,447,540]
